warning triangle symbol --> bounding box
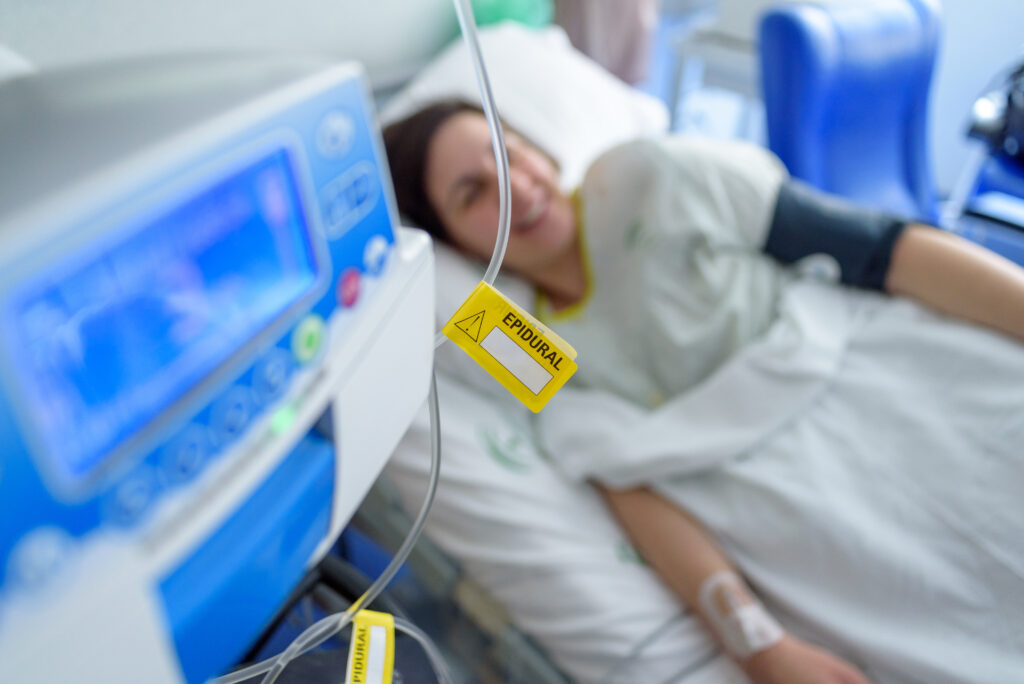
[455,310,485,342]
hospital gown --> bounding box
[538,135,792,407]
[536,137,1024,683]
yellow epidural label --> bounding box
[344,610,395,684]
[442,281,578,412]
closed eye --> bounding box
[457,177,485,209]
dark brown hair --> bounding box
[382,99,484,243]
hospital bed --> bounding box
[368,15,1024,684]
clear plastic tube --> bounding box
[433,0,512,350]
[213,0,507,679]
[210,372,442,684]
[394,616,456,684]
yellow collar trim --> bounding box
[536,188,593,322]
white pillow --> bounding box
[380,21,669,191]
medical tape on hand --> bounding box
[698,570,784,660]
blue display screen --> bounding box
[4,147,323,486]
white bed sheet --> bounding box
[386,363,750,683]
[547,284,1024,684]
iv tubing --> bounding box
[434,0,512,349]
[260,372,441,683]
[394,616,456,684]
[210,372,443,684]
[212,0,508,678]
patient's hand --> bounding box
[741,634,872,684]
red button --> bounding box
[338,267,361,307]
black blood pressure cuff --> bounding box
[763,180,909,291]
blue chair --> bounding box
[758,0,942,224]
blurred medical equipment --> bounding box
[0,54,435,683]
[0,0,525,678]
[952,59,1024,265]
[667,0,772,138]
[221,0,516,679]
[967,62,1024,163]
[759,0,1024,268]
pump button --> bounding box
[338,267,361,308]
[363,235,389,275]
[253,349,293,404]
[7,527,74,589]
[160,425,209,486]
[210,387,253,446]
[316,110,355,159]
[105,468,160,527]
[291,314,325,363]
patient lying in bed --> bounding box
[379,23,1024,684]
[383,93,1024,683]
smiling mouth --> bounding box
[516,199,548,232]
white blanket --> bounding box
[541,285,1024,684]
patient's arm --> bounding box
[764,181,1024,344]
[887,224,1024,343]
[596,485,872,684]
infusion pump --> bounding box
[0,55,434,683]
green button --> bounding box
[291,314,325,363]
[271,404,297,435]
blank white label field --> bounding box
[480,328,552,394]
[366,625,388,683]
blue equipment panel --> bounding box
[0,56,408,683]
[160,433,335,683]
[3,146,325,489]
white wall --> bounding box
[0,0,458,90]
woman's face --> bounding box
[424,112,577,277]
